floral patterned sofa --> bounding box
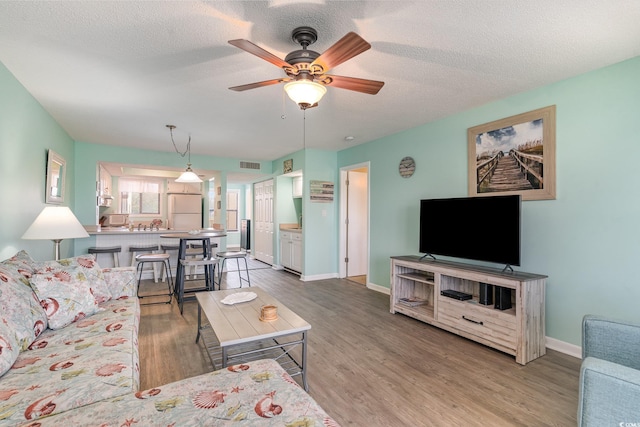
[1,251,338,426]
[0,251,139,426]
[17,358,338,426]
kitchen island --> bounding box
[85,228,227,279]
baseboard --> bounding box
[302,272,339,282]
[546,337,581,359]
[367,282,390,295]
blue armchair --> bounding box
[578,315,640,426]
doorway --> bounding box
[339,163,369,285]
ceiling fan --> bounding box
[228,26,384,110]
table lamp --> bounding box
[22,206,90,260]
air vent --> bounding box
[240,161,261,170]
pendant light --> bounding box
[167,125,203,183]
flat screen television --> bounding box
[419,195,521,267]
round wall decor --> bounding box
[399,156,416,178]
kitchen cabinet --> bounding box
[292,176,303,198]
[98,165,113,207]
[167,181,202,194]
[280,230,302,273]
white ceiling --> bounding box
[2,1,640,164]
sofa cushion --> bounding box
[0,319,20,376]
[101,267,136,299]
[23,359,338,426]
[0,252,48,350]
[1,250,37,277]
[0,297,140,425]
[36,255,112,304]
[29,267,101,330]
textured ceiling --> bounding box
[1,1,640,166]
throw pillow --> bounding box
[1,250,37,276]
[36,255,112,304]
[0,252,48,350]
[0,318,20,376]
[30,267,100,330]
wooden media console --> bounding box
[390,255,546,365]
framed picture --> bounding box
[467,105,556,200]
[309,180,334,203]
[283,159,293,174]
[46,149,66,204]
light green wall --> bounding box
[0,62,77,261]
[301,149,339,277]
[270,148,338,277]
[338,55,640,346]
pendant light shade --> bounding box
[176,165,202,183]
[284,80,327,109]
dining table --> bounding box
[160,230,227,307]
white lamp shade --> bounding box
[284,80,327,106]
[175,169,203,183]
[22,206,90,240]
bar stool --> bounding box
[135,253,173,305]
[216,251,251,288]
[177,257,219,314]
[129,244,160,282]
[160,243,180,282]
[88,246,121,268]
[185,242,218,278]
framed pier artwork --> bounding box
[467,105,556,201]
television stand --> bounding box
[390,255,546,365]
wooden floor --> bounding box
[138,267,580,426]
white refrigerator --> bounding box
[168,194,202,230]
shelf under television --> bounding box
[392,303,434,322]
[397,272,434,285]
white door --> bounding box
[346,170,368,277]
[263,179,274,265]
[253,179,274,264]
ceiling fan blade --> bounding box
[229,39,293,69]
[229,78,289,92]
[310,32,371,73]
[321,74,384,95]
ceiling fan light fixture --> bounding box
[284,80,327,109]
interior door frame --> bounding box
[338,162,370,281]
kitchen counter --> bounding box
[279,223,302,233]
[86,228,227,273]
[87,228,186,236]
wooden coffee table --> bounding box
[195,287,311,390]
